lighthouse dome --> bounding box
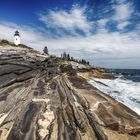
[14,30,20,36]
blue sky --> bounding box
[0,0,140,68]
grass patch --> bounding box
[0,39,33,50]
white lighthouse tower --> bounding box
[14,31,20,45]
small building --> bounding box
[14,31,20,45]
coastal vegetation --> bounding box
[43,46,49,55]
[0,39,33,50]
[60,51,90,65]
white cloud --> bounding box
[112,1,134,30]
[97,19,108,27]
[39,6,93,35]
[113,2,134,21]
[42,26,140,68]
[117,21,130,29]
[96,18,109,33]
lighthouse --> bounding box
[14,31,20,45]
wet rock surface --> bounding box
[0,47,140,140]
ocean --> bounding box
[88,69,140,115]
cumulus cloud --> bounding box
[39,6,93,35]
[112,1,134,30]
[113,2,133,21]
[117,21,130,29]
[97,19,109,27]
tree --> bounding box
[87,61,90,65]
[63,52,66,59]
[71,57,74,61]
[43,46,49,54]
[82,59,86,64]
[60,51,90,65]
[67,54,70,60]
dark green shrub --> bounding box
[0,40,9,45]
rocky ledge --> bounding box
[0,45,140,140]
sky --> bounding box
[0,0,140,69]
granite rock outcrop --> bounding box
[0,45,140,140]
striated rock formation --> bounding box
[0,45,140,140]
[77,68,115,80]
